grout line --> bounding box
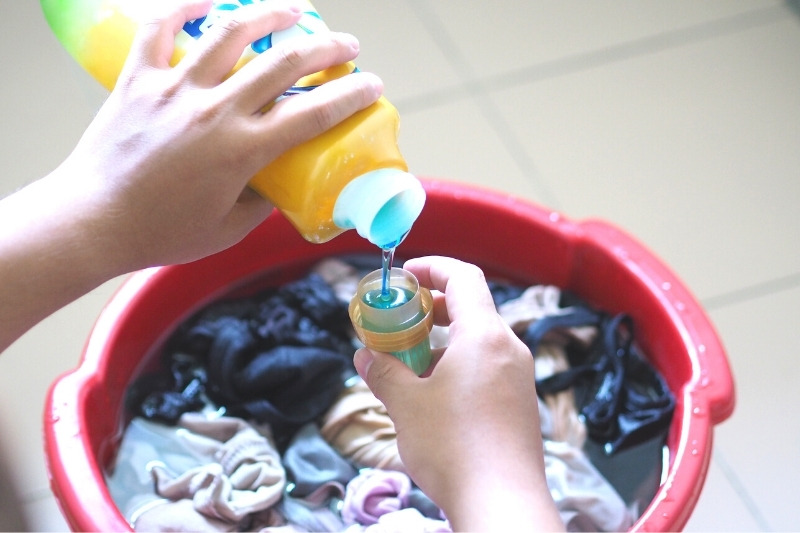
[701,272,800,310]
[398,4,787,113]
[481,4,787,94]
[403,0,562,210]
[712,445,773,531]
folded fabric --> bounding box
[129,271,357,444]
[106,416,212,523]
[497,284,565,333]
[341,469,412,526]
[543,439,635,532]
[150,413,286,524]
[282,422,358,499]
[344,507,452,533]
[312,257,362,305]
[126,352,211,424]
[320,379,404,473]
[535,343,587,448]
[277,494,347,533]
[132,498,243,532]
[535,313,675,454]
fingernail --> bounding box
[338,32,360,52]
[353,348,374,379]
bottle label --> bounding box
[182,0,326,54]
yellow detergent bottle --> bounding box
[40,0,425,248]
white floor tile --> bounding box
[419,0,783,79]
[401,99,544,201]
[706,285,800,531]
[683,452,764,531]
[313,0,464,103]
[21,492,71,532]
[486,18,800,301]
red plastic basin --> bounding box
[44,179,735,532]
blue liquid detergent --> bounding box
[380,247,394,296]
[362,246,413,309]
[363,286,414,310]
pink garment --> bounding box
[341,469,412,526]
[133,498,287,532]
[150,413,286,524]
[320,379,405,473]
[543,437,635,532]
[346,508,452,533]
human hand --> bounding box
[0,0,382,352]
[52,0,383,272]
[353,256,564,531]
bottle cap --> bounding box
[333,169,426,249]
[349,268,434,353]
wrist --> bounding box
[435,440,564,532]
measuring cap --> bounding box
[349,267,434,374]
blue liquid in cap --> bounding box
[363,286,414,309]
[362,246,414,309]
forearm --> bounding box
[439,442,564,532]
[0,168,127,352]
[445,469,563,532]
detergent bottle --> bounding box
[40,0,425,248]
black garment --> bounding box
[530,310,675,455]
[127,271,356,444]
[487,280,526,307]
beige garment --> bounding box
[498,285,597,348]
[151,413,286,524]
[535,343,587,449]
[312,257,361,304]
[320,379,405,473]
[497,285,564,334]
[543,439,635,532]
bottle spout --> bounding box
[333,169,426,249]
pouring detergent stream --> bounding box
[41,0,432,373]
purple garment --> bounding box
[348,508,452,533]
[342,470,412,526]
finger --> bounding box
[125,0,213,72]
[251,71,383,156]
[430,290,451,327]
[405,256,497,323]
[176,2,303,85]
[223,187,274,237]
[354,348,418,408]
[419,347,446,378]
[224,31,368,114]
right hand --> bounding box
[58,0,384,272]
[353,256,564,532]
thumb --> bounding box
[353,348,417,407]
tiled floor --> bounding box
[1,1,798,530]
